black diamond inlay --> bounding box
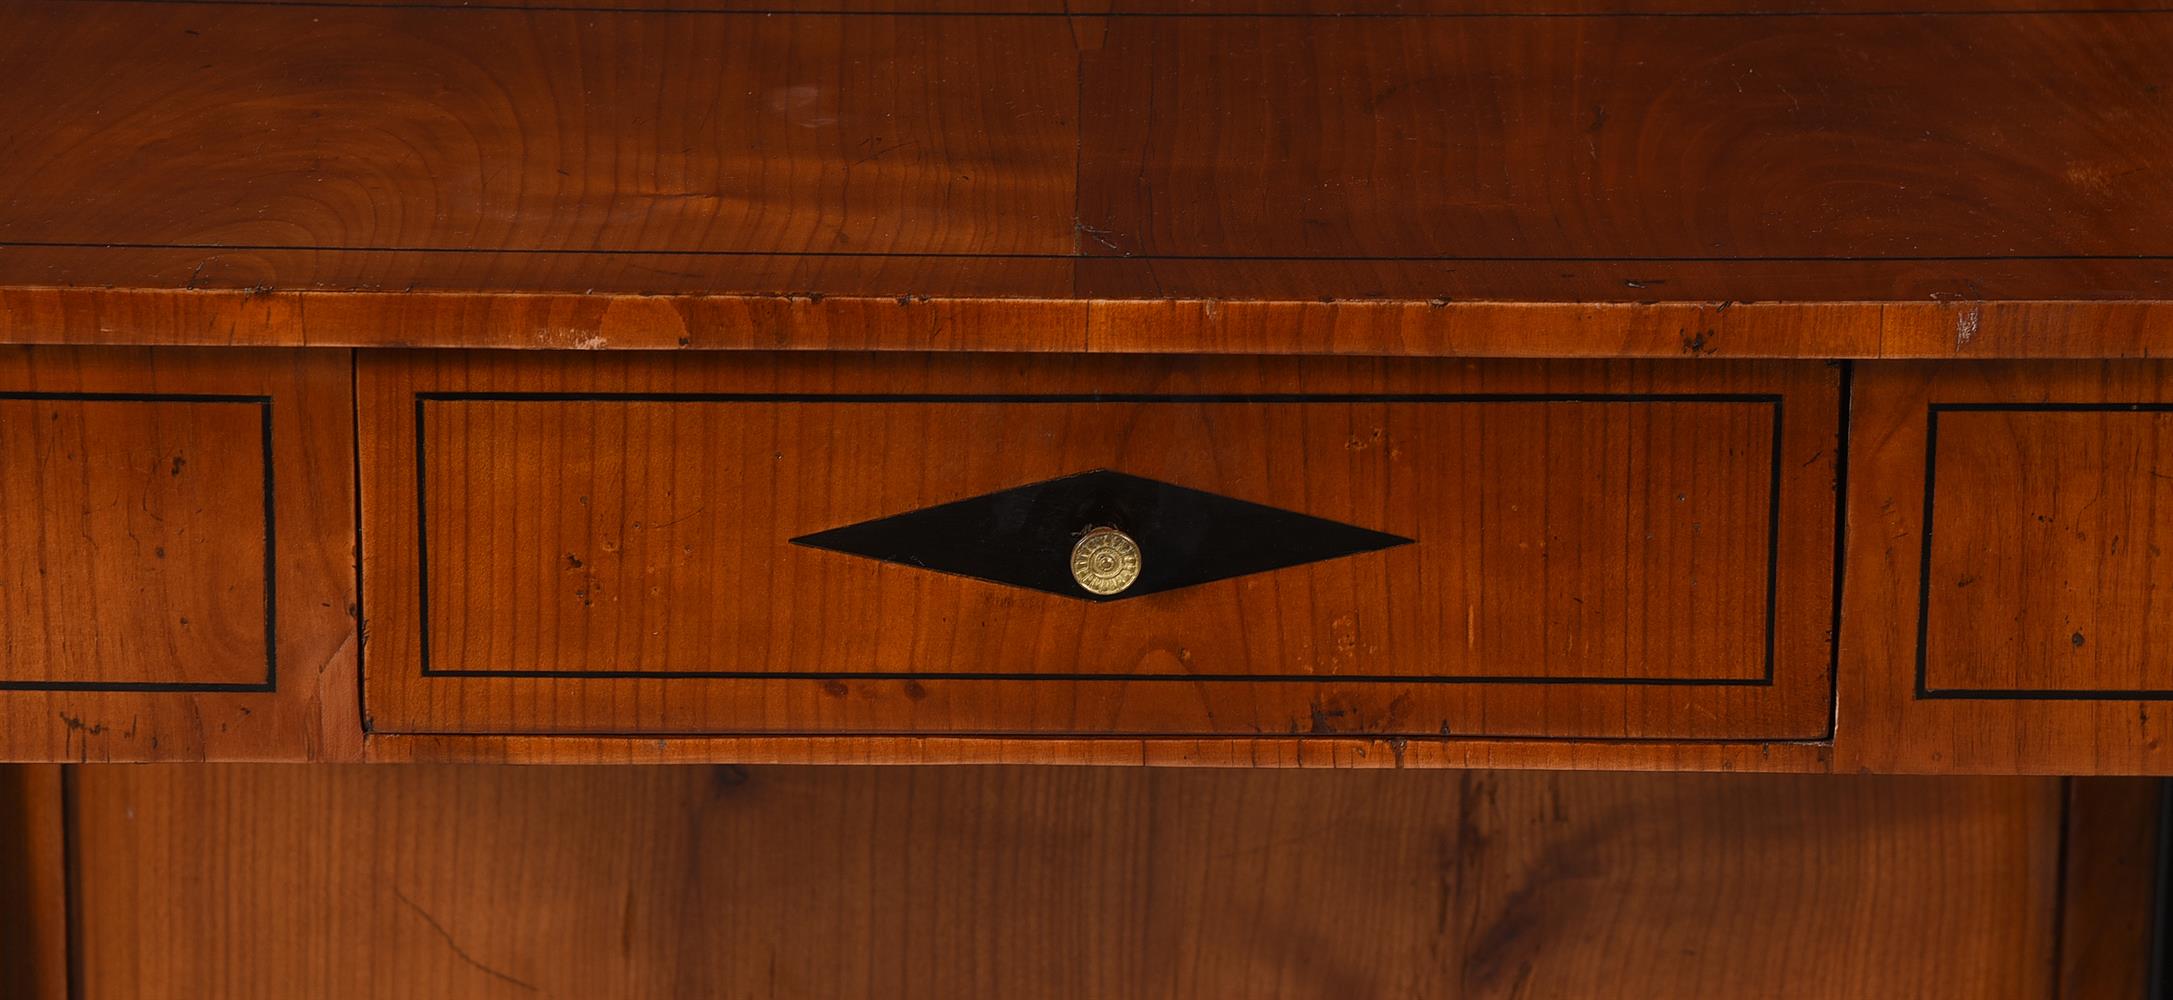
[790,470,1413,601]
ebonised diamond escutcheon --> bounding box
[790,470,1413,601]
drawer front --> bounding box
[362,353,1839,740]
[0,347,356,762]
[1846,362,2173,773]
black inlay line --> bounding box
[1914,403,1941,700]
[416,670,1768,684]
[0,393,278,694]
[1915,689,2173,701]
[0,391,270,404]
[260,398,278,691]
[1822,362,1851,741]
[413,395,432,691]
[353,350,370,732]
[415,390,1785,404]
[0,681,282,694]
[2049,778,2073,998]
[414,391,1783,686]
[1922,402,2173,412]
[86,0,2173,18]
[60,767,80,1000]
[384,727,1835,744]
[1917,401,2173,700]
[8,240,2173,265]
[1763,395,1784,684]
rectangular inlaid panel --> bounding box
[0,395,270,689]
[363,353,1839,740]
[1844,362,2173,774]
[0,348,357,763]
[1921,406,2173,697]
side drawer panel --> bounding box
[0,348,357,762]
[1845,361,2173,773]
[363,353,1840,741]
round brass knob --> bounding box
[1070,526,1142,596]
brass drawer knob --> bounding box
[1070,526,1142,596]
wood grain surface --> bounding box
[171,0,2173,10]
[15,289,2173,362]
[0,395,268,687]
[0,348,358,763]
[1078,13,2173,262]
[1923,405,2173,697]
[66,764,2112,999]
[1843,361,2173,773]
[2,3,2162,272]
[360,352,1838,741]
[0,765,66,1000]
[418,393,1773,681]
[0,3,2169,356]
[2056,777,2164,1000]
[362,732,1835,770]
[0,3,1077,258]
[4,3,2173,767]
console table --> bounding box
[1,1,2169,996]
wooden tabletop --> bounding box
[1,0,2169,355]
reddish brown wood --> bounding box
[1923,408,2173,697]
[0,765,66,1000]
[15,291,2173,362]
[1880,302,2173,359]
[0,348,359,763]
[214,0,1071,9]
[1070,259,2173,309]
[363,732,1834,769]
[0,247,1081,301]
[0,4,1077,258]
[360,351,1838,743]
[197,0,2170,9]
[1078,14,2173,262]
[2057,778,2163,1000]
[4,5,2159,272]
[0,5,2168,358]
[1110,0,2168,9]
[0,396,267,687]
[0,288,1904,358]
[1842,361,2173,773]
[8,3,2173,772]
[1078,300,1879,357]
[66,764,2077,998]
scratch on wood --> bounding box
[393,888,541,994]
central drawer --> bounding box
[360,353,1838,740]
